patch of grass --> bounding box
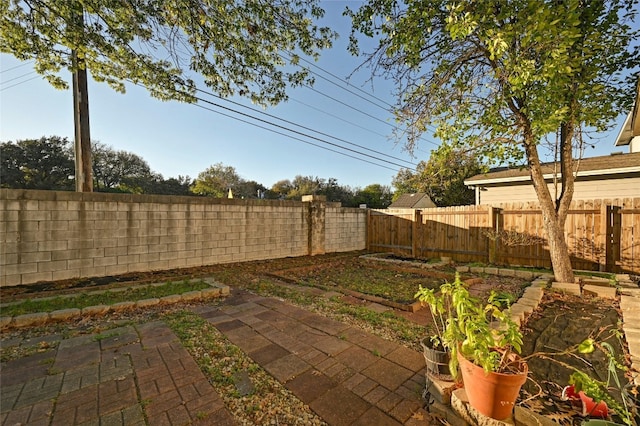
[165,310,322,425]
[247,280,317,306]
[47,367,62,375]
[0,280,211,317]
[93,332,119,342]
[575,270,617,281]
[293,266,446,304]
[241,276,424,347]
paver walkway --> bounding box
[1,321,235,426]
[1,289,429,425]
[192,289,429,426]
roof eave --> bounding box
[615,111,634,147]
[464,166,640,186]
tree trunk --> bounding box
[540,205,575,283]
[524,136,575,284]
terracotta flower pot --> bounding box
[457,351,528,420]
[562,385,609,418]
[421,338,453,381]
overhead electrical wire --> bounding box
[190,98,403,172]
[281,52,389,111]
[0,60,34,74]
[284,51,442,145]
[1,70,37,85]
[191,90,416,171]
[3,53,427,172]
[195,87,416,167]
[0,75,41,92]
[289,97,391,140]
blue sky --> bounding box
[0,1,632,189]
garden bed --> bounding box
[518,291,634,425]
[1,251,635,424]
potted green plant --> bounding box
[425,273,528,420]
[415,281,454,381]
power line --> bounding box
[190,99,402,172]
[281,51,389,111]
[192,91,416,170]
[1,70,37,85]
[195,87,416,167]
[0,60,34,74]
[285,51,392,110]
[0,75,41,91]
[128,80,416,172]
[289,97,391,140]
[287,52,442,146]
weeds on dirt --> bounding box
[242,278,424,349]
[0,280,211,316]
[274,262,449,304]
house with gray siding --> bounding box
[464,152,640,205]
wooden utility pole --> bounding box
[71,5,92,192]
[72,56,93,192]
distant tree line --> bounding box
[0,136,394,208]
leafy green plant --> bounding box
[569,339,637,426]
[416,273,523,376]
[414,280,450,350]
[527,329,637,426]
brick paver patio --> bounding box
[1,289,429,425]
[193,289,429,425]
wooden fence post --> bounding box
[599,203,608,272]
[605,205,622,272]
[488,207,501,264]
[412,209,421,258]
[366,209,371,252]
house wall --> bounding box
[477,175,640,205]
[0,189,368,286]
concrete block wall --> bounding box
[1,189,367,287]
[325,206,368,253]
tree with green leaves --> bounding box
[270,179,295,199]
[393,148,484,206]
[348,0,640,282]
[191,163,243,197]
[0,137,75,190]
[1,0,336,190]
[150,175,193,196]
[92,142,153,192]
[354,184,393,208]
[289,175,325,199]
[234,180,268,199]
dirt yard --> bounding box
[1,250,635,424]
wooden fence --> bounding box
[368,198,640,274]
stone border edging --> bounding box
[360,252,452,269]
[0,278,230,330]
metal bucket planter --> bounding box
[421,337,453,381]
